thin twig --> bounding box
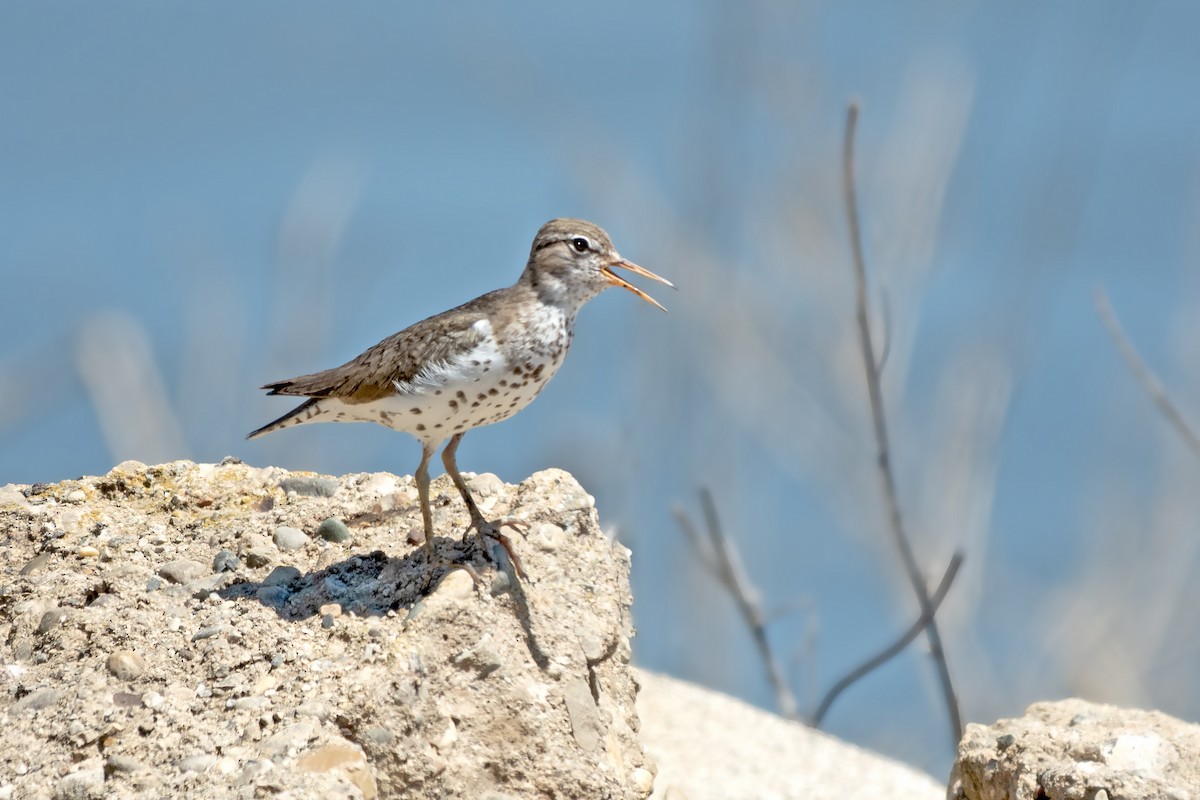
[1094,286,1200,460]
[876,287,893,375]
[811,552,964,727]
[842,101,963,743]
[675,490,798,718]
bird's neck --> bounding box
[517,266,597,318]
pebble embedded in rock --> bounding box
[278,476,339,497]
[105,754,147,775]
[317,517,351,543]
[212,549,239,572]
[18,553,50,576]
[106,650,146,681]
[9,687,63,715]
[264,565,302,587]
[178,754,215,774]
[65,489,86,504]
[242,547,274,568]
[273,526,308,551]
[157,559,208,584]
[37,608,67,634]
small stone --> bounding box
[264,565,301,587]
[9,687,63,714]
[318,603,342,618]
[212,549,240,572]
[145,577,163,592]
[65,489,86,504]
[532,522,567,552]
[105,754,146,775]
[37,608,67,634]
[431,569,476,601]
[279,475,339,497]
[158,559,208,584]
[362,726,393,746]
[259,721,314,758]
[56,768,104,797]
[188,572,233,599]
[242,547,274,568]
[256,586,290,607]
[295,700,331,721]
[192,625,224,641]
[630,767,654,795]
[237,759,273,784]
[18,553,50,576]
[273,526,308,551]
[107,650,146,681]
[179,754,215,773]
[142,691,164,709]
[321,614,336,629]
[317,517,352,543]
[77,545,100,558]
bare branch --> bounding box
[811,553,964,727]
[876,287,893,375]
[842,101,963,743]
[675,490,798,718]
[1094,286,1200,460]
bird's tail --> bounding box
[246,398,321,440]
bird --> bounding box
[247,218,673,577]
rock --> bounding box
[157,559,207,584]
[9,687,63,715]
[949,698,1200,800]
[106,650,146,681]
[279,475,339,497]
[273,525,308,551]
[212,549,239,572]
[242,547,274,568]
[37,608,67,633]
[0,462,652,799]
[263,565,301,587]
[636,670,945,800]
[316,517,352,543]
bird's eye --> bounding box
[571,237,590,253]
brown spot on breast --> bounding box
[499,379,508,387]
[416,423,426,432]
[487,388,498,396]
[410,407,422,415]
[449,400,458,410]
[456,390,467,401]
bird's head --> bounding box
[524,218,674,312]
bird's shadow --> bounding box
[214,538,485,621]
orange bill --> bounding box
[602,258,675,312]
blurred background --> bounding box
[4,1,1200,779]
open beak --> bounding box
[602,258,675,312]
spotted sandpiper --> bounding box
[248,218,673,576]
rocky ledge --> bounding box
[0,459,648,799]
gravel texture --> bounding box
[0,459,647,799]
[950,698,1200,800]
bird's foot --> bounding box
[469,516,529,582]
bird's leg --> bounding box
[442,433,485,525]
[441,433,528,580]
[415,440,437,557]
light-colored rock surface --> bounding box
[0,459,647,799]
[636,670,945,800]
[950,698,1200,800]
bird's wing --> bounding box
[260,295,498,403]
